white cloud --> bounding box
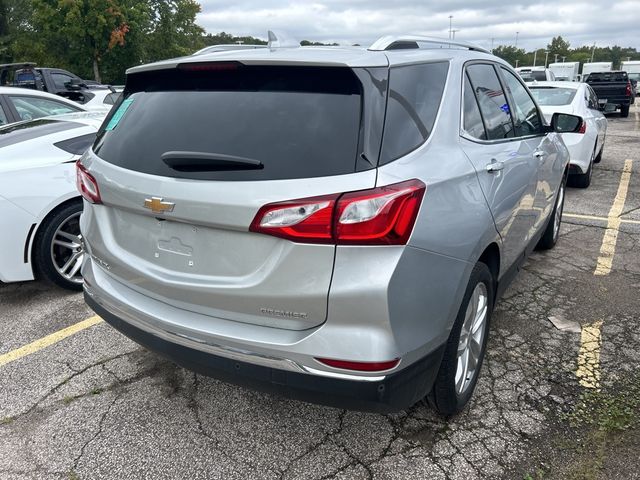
[196,0,640,51]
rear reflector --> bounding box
[249,179,426,245]
[76,162,102,204]
[578,120,587,134]
[315,357,400,372]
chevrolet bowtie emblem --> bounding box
[144,197,175,214]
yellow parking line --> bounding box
[0,316,103,368]
[576,320,603,389]
[594,159,634,275]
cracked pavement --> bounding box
[1,105,639,479]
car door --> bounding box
[587,85,607,147]
[459,63,538,272]
[497,66,560,236]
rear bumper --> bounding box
[86,292,445,412]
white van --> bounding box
[549,62,580,81]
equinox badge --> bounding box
[144,197,175,214]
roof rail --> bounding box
[368,35,491,54]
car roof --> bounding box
[0,86,88,109]
[128,38,501,74]
[528,81,583,90]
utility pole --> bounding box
[515,31,519,48]
[590,43,596,62]
[452,29,460,39]
[554,53,559,63]
[561,56,566,63]
[533,50,537,67]
[490,37,495,53]
[544,50,549,67]
[449,15,453,39]
[515,59,519,68]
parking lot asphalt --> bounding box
[1,104,640,480]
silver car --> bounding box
[78,36,581,415]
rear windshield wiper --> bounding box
[161,151,264,172]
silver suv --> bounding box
[78,36,581,415]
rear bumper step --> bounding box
[85,293,445,412]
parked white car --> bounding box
[0,86,87,126]
[81,88,122,111]
[0,112,105,289]
[515,66,556,82]
[529,82,607,188]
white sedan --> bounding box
[0,112,105,290]
[529,82,607,188]
[0,86,87,126]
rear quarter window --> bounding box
[379,61,449,164]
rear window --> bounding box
[587,72,628,82]
[519,71,546,82]
[529,87,577,106]
[94,65,363,181]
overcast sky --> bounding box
[197,1,640,51]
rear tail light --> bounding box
[315,357,400,372]
[578,120,587,134]
[249,179,426,245]
[626,82,632,96]
[178,61,241,72]
[76,162,102,204]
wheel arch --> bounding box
[28,196,83,277]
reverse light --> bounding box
[249,179,426,245]
[315,357,400,372]
[76,162,102,204]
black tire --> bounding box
[568,146,595,189]
[33,200,84,291]
[536,175,566,250]
[620,104,630,118]
[428,262,494,416]
[594,140,604,163]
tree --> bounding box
[28,0,131,82]
[547,36,570,60]
[143,0,205,61]
[492,45,526,67]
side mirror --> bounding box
[550,113,583,133]
[65,78,86,91]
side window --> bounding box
[462,74,487,140]
[0,104,8,125]
[466,64,514,140]
[588,87,599,110]
[500,67,543,137]
[51,73,75,90]
[104,92,121,105]
[380,61,449,163]
[8,95,81,121]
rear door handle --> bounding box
[486,160,504,172]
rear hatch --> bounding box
[86,62,384,330]
[586,72,630,102]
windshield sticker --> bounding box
[105,97,134,131]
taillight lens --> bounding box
[315,357,400,372]
[578,120,587,134]
[336,180,426,245]
[626,82,632,96]
[76,162,102,204]
[249,194,339,244]
[249,179,426,245]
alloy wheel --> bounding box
[455,282,488,395]
[50,212,84,284]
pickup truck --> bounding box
[0,62,108,105]
[585,70,635,117]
